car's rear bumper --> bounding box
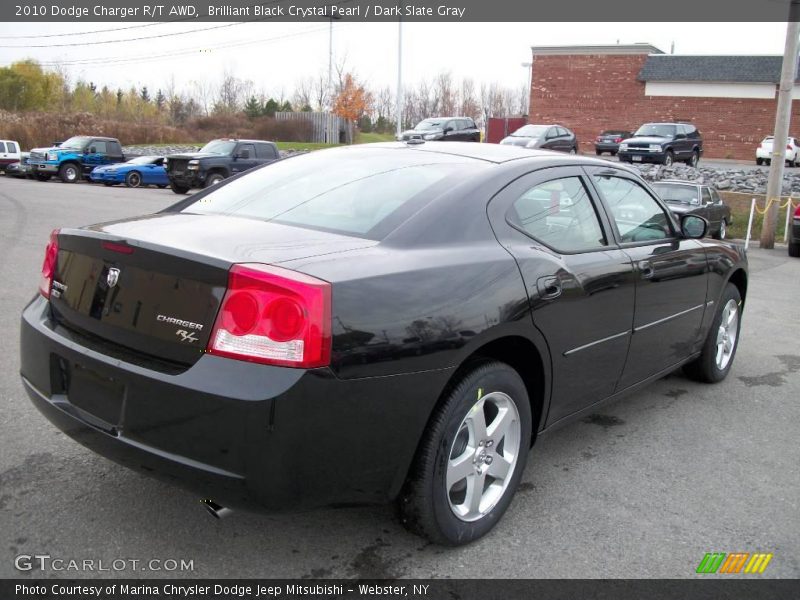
[20,296,448,512]
[594,143,620,153]
[756,148,794,160]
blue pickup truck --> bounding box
[30,136,127,183]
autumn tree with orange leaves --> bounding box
[332,73,373,123]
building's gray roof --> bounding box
[638,55,797,84]
[531,44,664,56]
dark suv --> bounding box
[618,123,703,167]
[399,117,480,142]
[165,139,279,194]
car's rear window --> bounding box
[184,148,486,239]
[652,183,700,205]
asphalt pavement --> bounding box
[0,176,798,579]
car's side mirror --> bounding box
[681,214,708,239]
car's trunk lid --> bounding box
[50,214,376,365]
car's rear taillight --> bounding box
[794,204,800,218]
[614,137,623,143]
[596,136,602,142]
[207,264,332,368]
[789,144,793,150]
[39,229,60,299]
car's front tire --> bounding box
[398,361,532,545]
[205,173,225,187]
[789,239,800,257]
[712,219,727,240]
[125,171,142,188]
[663,150,674,167]
[58,163,80,183]
[170,182,190,194]
[684,283,742,383]
[688,150,699,167]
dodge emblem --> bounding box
[106,267,121,288]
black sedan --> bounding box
[20,143,747,545]
[499,124,578,154]
[651,181,732,240]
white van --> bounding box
[0,139,22,172]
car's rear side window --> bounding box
[255,143,277,159]
[0,142,6,153]
[7,142,17,153]
[185,149,486,239]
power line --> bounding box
[0,23,351,69]
[0,21,176,39]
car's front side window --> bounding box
[509,176,607,253]
[593,175,673,243]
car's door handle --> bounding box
[536,276,562,300]
[639,260,655,279]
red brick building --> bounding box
[527,44,800,160]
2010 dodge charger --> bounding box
[19,142,747,545]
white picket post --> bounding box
[785,199,793,243]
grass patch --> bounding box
[720,190,798,240]
[356,132,396,144]
[274,141,338,152]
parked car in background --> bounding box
[165,139,279,194]
[399,117,480,142]
[618,123,703,167]
[0,139,22,172]
[650,180,732,240]
[91,156,168,188]
[21,142,747,546]
[4,152,32,178]
[755,136,800,167]
[789,202,800,257]
[499,124,578,154]
[594,130,633,156]
[29,136,129,183]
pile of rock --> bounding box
[632,163,800,196]
[124,145,306,160]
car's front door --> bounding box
[231,143,258,174]
[588,167,709,389]
[488,166,636,425]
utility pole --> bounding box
[521,62,532,116]
[761,7,800,248]
[395,17,403,140]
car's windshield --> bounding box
[127,156,159,165]
[634,124,676,138]
[414,119,444,131]
[651,183,700,205]
[511,125,548,138]
[183,148,487,239]
[59,136,91,150]
[602,131,627,136]
[200,140,237,154]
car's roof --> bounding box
[653,180,703,187]
[215,138,275,144]
[356,141,622,166]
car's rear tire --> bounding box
[170,182,190,194]
[398,361,532,545]
[756,158,764,166]
[569,147,577,155]
[157,184,167,189]
[789,240,800,257]
[663,151,674,167]
[125,171,142,188]
[688,150,699,168]
[683,283,742,383]
[103,182,114,187]
[58,163,80,183]
[205,173,225,187]
[712,219,727,240]
[595,149,602,156]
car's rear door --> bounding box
[488,166,636,425]
[701,187,720,231]
[587,166,709,389]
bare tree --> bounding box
[192,79,215,116]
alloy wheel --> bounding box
[446,391,521,522]
[715,299,739,370]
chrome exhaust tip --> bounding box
[201,499,233,519]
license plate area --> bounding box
[632,155,643,162]
[67,362,125,427]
